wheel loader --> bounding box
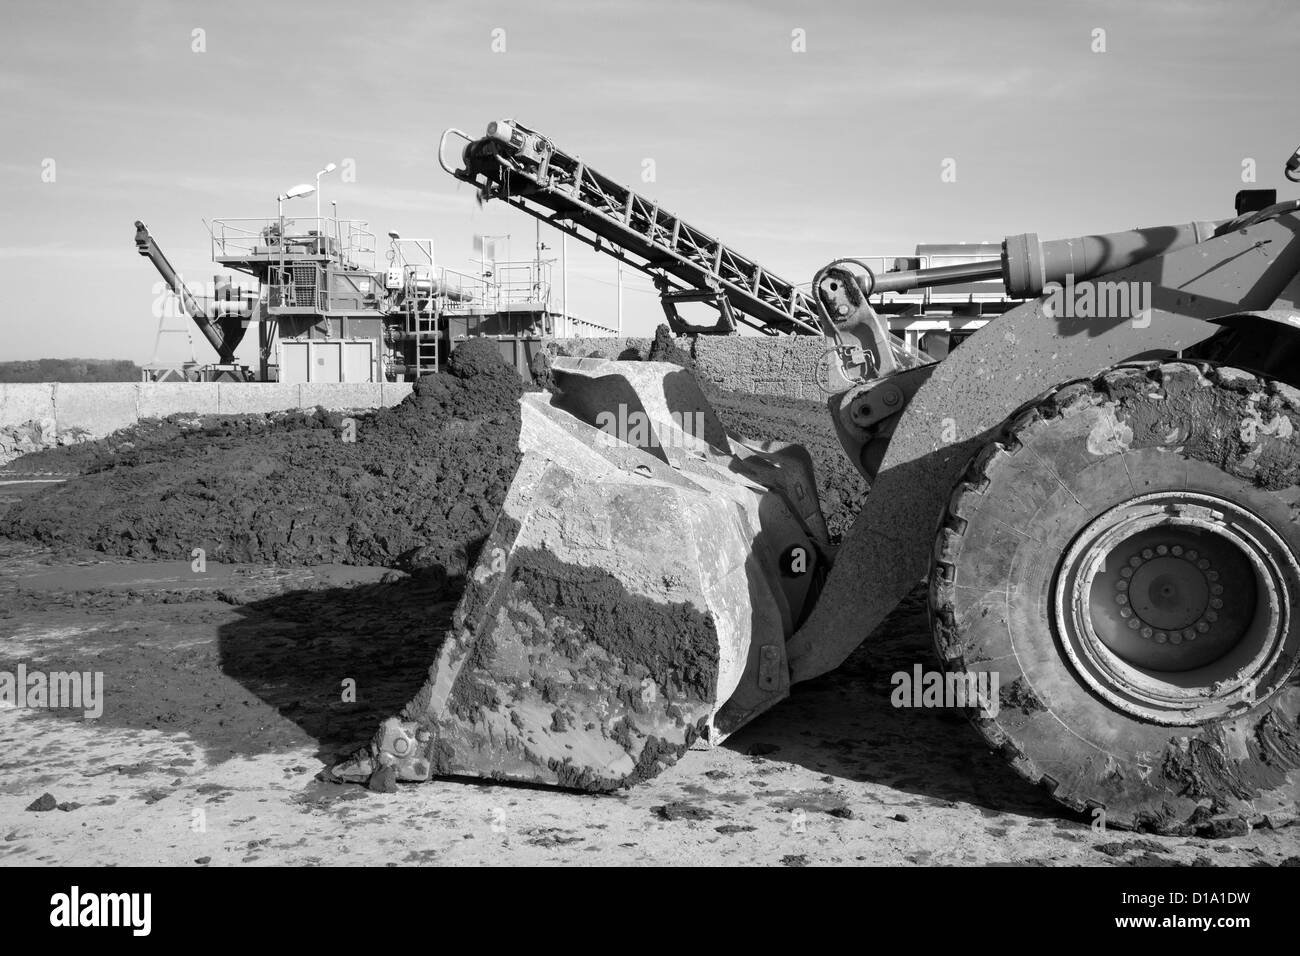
[334,139,1300,832]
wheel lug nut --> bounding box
[1141,627,1153,639]
[1196,621,1210,633]
[1142,548,1154,559]
[1171,545,1184,556]
[1183,628,1197,641]
[1211,584,1223,595]
[1197,559,1210,569]
[1116,580,1129,591]
[1210,598,1223,609]
[1156,544,1168,555]
[1207,570,1219,581]
[1119,607,1132,618]
[1186,550,1198,560]
[1154,631,1168,643]
[1127,619,1140,629]
[1169,632,1182,644]
[1129,556,1142,568]
[1206,611,1218,622]
[1121,567,1134,578]
[1115,594,1128,605]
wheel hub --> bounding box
[1124,551,1210,634]
[1098,536,1251,666]
[1054,492,1295,724]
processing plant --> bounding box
[134,205,613,384]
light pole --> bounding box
[277,183,315,230]
[315,163,337,224]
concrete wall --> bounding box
[550,337,654,361]
[692,336,828,400]
[550,334,828,400]
[0,382,413,465]
[1,335,823,465]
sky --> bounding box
[1,0,1297,365]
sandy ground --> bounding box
[1,529,1295,867]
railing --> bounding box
[437,268,491,309]
[436,260,552,313]
[493,261,551,307]
[211,218,377,271]
[559,314,620,336]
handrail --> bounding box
[211,217,376,270]
[438,128,473,178]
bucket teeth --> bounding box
[330,718,432,785]
[334,360,830,790]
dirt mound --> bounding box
[1,410,342,476]
[2,333,861,562]
[646,324,695,369]
[1,340,523,573]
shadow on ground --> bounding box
[721,586,1073,824]
[216,574,454,763]
[0,543,1070,824]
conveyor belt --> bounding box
[441,120,823,336]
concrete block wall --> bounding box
[550,334,828,400]
[0,334,821,465]
[2,384,58,425]
[549,337,653,361]
[692,336,829,400]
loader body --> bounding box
[337,131,1300,829]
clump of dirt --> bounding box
[0,340,523,573]
[646,325,695,369]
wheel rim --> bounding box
[1054,492,1299,724]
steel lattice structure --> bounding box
[442,121,822,335]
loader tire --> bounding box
[930,361,1300,832]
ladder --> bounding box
[441,121,823,336]
[405,290,439,378]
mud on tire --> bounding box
[931,361,1300,832]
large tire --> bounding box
[931,361,1300,832]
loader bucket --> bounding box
[333,358,831,790]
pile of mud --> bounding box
[0,340,523,573]
[5,330,863,568]
[2,409,344,476]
